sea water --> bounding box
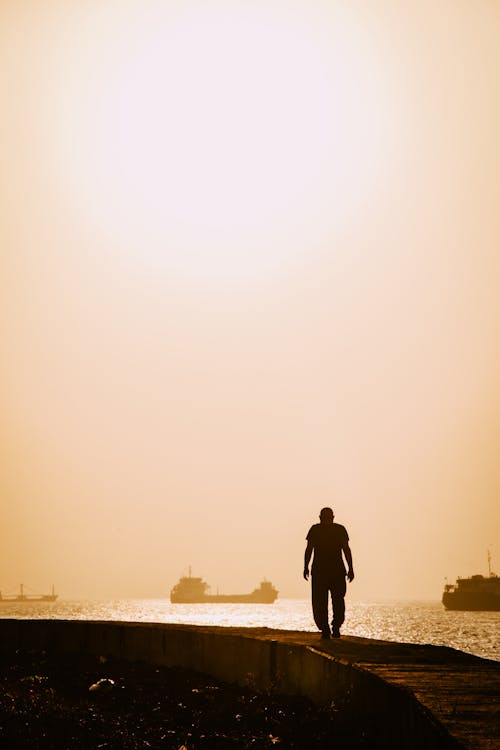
[1,599,498,662]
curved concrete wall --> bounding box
[0,620,459,749]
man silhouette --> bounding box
[303,507,354,639]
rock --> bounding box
[88,678,115,693]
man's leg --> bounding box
[330,575,347,637]
[311,574,330,636]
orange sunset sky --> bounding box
[1,0,499,600]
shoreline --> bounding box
[1,599,497,663]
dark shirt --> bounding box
[306,523,349,575]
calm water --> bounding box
[1,599,498,662]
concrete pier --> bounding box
[0,620,498,749]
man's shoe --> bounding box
[321,630,331,639]
[331,626,341,639]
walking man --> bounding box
[303,507,354,639]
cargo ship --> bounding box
[442,553,500,611]
[0,584,58,604]
[170,569,278,604]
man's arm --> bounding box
[343,541,354,582]
[303,540,314,580]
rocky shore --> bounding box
[0,649,376,749]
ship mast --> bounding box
[487,549,492,577]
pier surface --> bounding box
[1,620,498,749]
[249,629,499,750]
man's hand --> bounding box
[347,569,355,583]
[303,567,309,581]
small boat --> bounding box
[170,568,278,604]
[442,552,500,611]
[0,584,58,604]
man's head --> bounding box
[319,507,334,524]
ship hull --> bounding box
[0,596,58,604]
[170,593,277,604]
[442,593,500,611]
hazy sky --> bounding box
[1,0,499,601]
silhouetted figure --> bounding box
[303,507,354,639]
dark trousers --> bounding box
[311,570,346,632]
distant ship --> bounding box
[170,569,278,604]
[0,584,58,604]
[442,553,500,611]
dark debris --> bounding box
[0,649,379,749]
